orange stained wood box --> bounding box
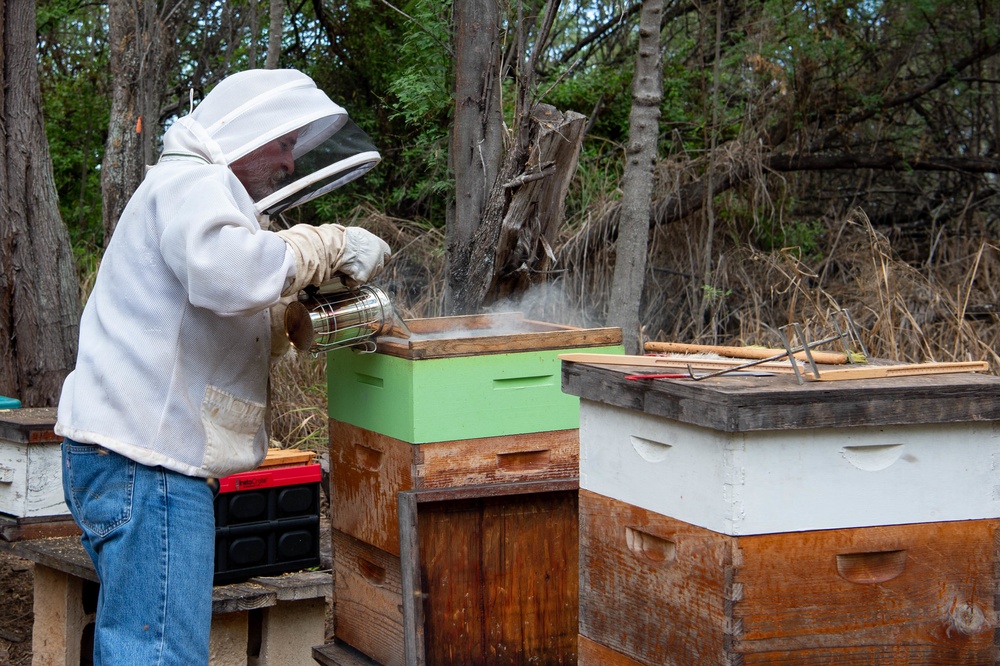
[327,422,581,666]
[329,419,578,556]
[579,489,998,666]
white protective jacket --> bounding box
[56,69,369,478]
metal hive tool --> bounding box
[686,309,869,384]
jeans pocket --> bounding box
[64,441,136,538]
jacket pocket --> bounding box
[200,385,267,477]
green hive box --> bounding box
[327,313,623,444]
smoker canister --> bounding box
[284,283,410,354]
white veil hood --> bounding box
[160,69,380,215]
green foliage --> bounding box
[36,0,110,248]
[33,0,1000,299]
[700,284,732,304]
[384,2,452,124]
[546,61,633,142]
[660,59,700,146]
[754,219,827,261]
[380,2,453,223]
[281,1,454,224]
[564,138,625,228]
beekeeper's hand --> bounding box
[339,227,391,287]
[275,223,347,296]
[269,294,297,360]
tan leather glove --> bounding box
[277,224,392,295]
[269,294,297,360]
[275,223,347,296]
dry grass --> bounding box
[630,207,1000,367]
[268,353,330,452]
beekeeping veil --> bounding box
[163,69,380,216]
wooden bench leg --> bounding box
[31,564,93,666]
[251,598,326,666]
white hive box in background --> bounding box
[0,407,69,519]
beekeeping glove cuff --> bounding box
[340,227,391,287]
[275,223,347,297]
[268,294,298,361]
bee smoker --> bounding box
[283,279,411,354]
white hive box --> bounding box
[561,360,1000,536]
[580,399,1000,535]
[0,407,69,519]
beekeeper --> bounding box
[55,68,389,664]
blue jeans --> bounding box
[62,440,216,665]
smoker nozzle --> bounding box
[385,308,413,340]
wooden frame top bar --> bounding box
[374,312,622,359]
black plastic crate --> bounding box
[213,464,322,584]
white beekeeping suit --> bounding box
[56,69,390,478]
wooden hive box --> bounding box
[579,489,999,665]
[324,316,616,665]
[330,419,579,555]
[327,313,622,444]
[329,483,579,666]
[331,528,406,666]
[328,424,582,664]
[398,481,579,665]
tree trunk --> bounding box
[102,0,168,245]
[608,0,662,353]
[265,0,285,69]
[446,0,503,311]
[0,0,81,406]
[485,104,586,304]
[448,0,580,315]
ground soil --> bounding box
[0,548,34,666]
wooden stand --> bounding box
[13,536,328,666]
[0,513,79,542]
